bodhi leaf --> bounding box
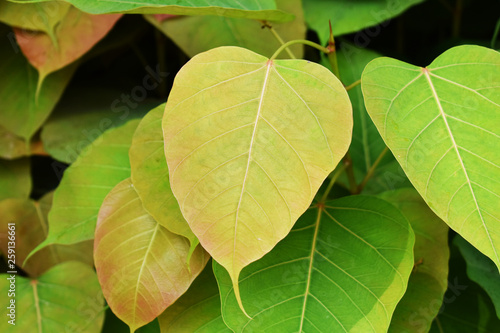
[15,7,121,87]
[94,178,208,332]
[0,192,93,277]
[12,0,294,21]
[362,45,500,270]
[129,104,197,247]
[0,261,105,333]
[0,158,31,201]
[379,188,450,333]
[158,262,231,333]
[455,235,500,318]
[0,0,71,45]
[28,119,140,259]
[145,0,305,59]
[162,46,352,312]
[303,0,424,45]
[213,195,414,332]
[0,25,74,141]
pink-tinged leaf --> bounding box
[94,178,209,332]
[14,7,121,83]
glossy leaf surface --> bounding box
[163,46,352,309]
[0,193,93,277]
[158,262,231,333]
[130,103,196,247]
[380,189,450,333]
[30,119,139,257]
[146,0,305,59]
[214,195,414,332]
[0,262,105,333]
[362,45,500,269]
[94,178,208,332]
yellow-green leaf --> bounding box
[162,46,352,312]
[129,104,197,248]
[362,45,500,270]
[0,157,31,201]
[94,178,208,332]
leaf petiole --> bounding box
[356,146,389,194]
[261,21,296,59]
[320,164,348,203]
[270,39,330,60]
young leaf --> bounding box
[362,45,500,270]
[145,0,305,59]
[0,193,93,277]
[303,0,424,44]
[455,235,500,318]
[129,104,198,247]
[24,0,294,22]
[28,119,140,258]
[213,195,414,332]
[15,7,121,85]
[94,178,208,332]
[158,262,231,333]
[0,261,105,332]
[0,157,31,201]
[379,188,450,333]
[162,46,352,312]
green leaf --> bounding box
[0,0,71,45]
[455,235,500,318]
[0,261,105,332]
[214,195,414,332]
[303,0,424,44]
[0,192,93,277]
[145,0,305,59]
[158,262,231,333]
[0,25,74,140]
[95,179,208,332]
[29,119,140,258]
[13,0,294,22]
[162,46,352,312]
[0,125,30,158]
[41,87,157,163]
[129,103,197,249]
[362,45,500,270]
[379,188,450,333]
[0,157,31,201]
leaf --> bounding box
[362,45,500,270]
[145,0,305,59]
[158,261,231,333]
[0,0,71,45]
[0,261,105,332]
[129,104,197,247]
[28,119,140,259]
[379,188,450,333]
[0,124,30,158]
[162,46,352,311]
[455,235,500,318]
[41,87,157,163]
[213,195,414,332]
[0,157,31,201]
[303,0,424,44]
[15,7,121,84]
[94,178,208,332]
[429,242,500,333]
[0,25,74,140]
[16,0,294,22]
[0,192,93,277]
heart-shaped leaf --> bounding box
[0,157,31,201]
[145,0,305,59]
[94,178,208,332]
[158,262,231,333]
[163,46,352,311]
[129,103,197,248]
[362,45,500,270]
[20,0,294,22]
[0,261,105,332]
[380,188,450,333]
[28,119,140,259]
[214,195,414,332]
